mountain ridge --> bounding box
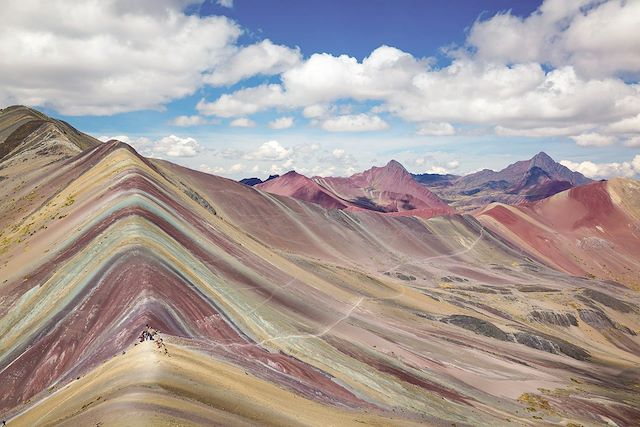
[257,159,454,217]
[0,105,100,162]
[249,152,592,215]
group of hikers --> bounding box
[138,324,168,355]
[138,324,157,342]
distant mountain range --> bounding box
[423,151,592,211]
[255,160,454,218]
[243,152,592,214]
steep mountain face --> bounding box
[528,151,592,185]
[0,105,100,164]
[509,166,573,201]
[258,160,454,218]
[458,152,590,188]
[1,107,640,426]
[322,160,452,212]
[422,152,592,211]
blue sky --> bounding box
[2,0,640,179]
[196,0,540,61]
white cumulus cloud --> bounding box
[466,0,640,79]
[100,134,199,157]
[247,140,291,161]
[0,1,243,115]
[205,39,301,86]
[98,134,152,154]
[199,163,226,174]
[229,117,256,128]
[606,114,640,134]
[98,135,129,143]
[268,116,294,129]
[332,148,346,159]
[424,166,450,175]
[229,163,244,172]
[561,155,640,179]
[411,154,460,175]
[321,114,389,132]
[417,122,455,136]
[302,104,328,118]
[570,133,617,147]
[625,136,640,148]
[153,135,200,157]
[171,115,209,127]
[197,46,640,140]
[197,84,287,118]
[196,45,427,118]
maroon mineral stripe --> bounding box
[326,336,472,406]
[0,250,370,413]
[3,187,336,326]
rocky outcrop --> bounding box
[517,285,559,293]
[182,186,216,215]
[529,310,578,327]
[441,315,509,341]
[578,309,636,335]
[513,332,590,360]
[582,289,635,313]
[441,276,469,283]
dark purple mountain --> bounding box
[239,174,279,186]
[416,152,592,211]
[456,152,590,190]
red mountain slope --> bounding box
[256,170,348,209]
[477,179,640,288]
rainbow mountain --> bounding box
[1,106,639,426]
